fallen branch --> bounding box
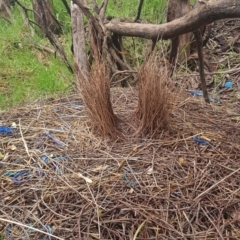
[105,0,240,41]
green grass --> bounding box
[104,0,195,23]
[105,0,168,66]
[104,0,167,23]
[0,0,169,110]
[0,5,74,110]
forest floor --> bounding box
[0,19,240,239]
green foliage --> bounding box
[105,0,169,66]
[52,1,72,34]
[0,4,74,110]
[105,0,167,23]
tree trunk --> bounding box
[33,0,62,36]
[0,0,13,18]
[71,1,89,81]
[167,0,191,64]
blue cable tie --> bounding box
[4,171,17,177]
[41,155,50,163]
[190,90,221,103]
[39,225,52,240]
[189,90,203,97]
[40,154,68,175]
[12,170,31,184]
[124,169,138,186]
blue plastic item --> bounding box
[43,130,66,146]
[39,225,52,240]
[190,90,221,103]
[12,170,31,184]
[225,81,233,88]
[40,154,68,176]
[189,90,203,96]
[193,137,208,145]
[41,155,50,163]
[0,126,13,134]
[209,97,221,104]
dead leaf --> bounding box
[179,157,185,165]
[129,188,134,193]
[3,152,9,161]
[7,145,17,151]
[147,167,153,175]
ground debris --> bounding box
[0,86,240,239]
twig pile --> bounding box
[136,56,174,137]
[0,86,240,239]
[79,62,120,139]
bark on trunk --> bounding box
[0,0,13,18]
[71,1,89,81]
[167,0,191,64]
[33,0,62,36]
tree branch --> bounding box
[105,0,240,40]
[99,0,108,21]
[61,0,71,16]
[36,0,73,73]
[134,0,144,22]
[194,29,210,103]
[72,0,104,39]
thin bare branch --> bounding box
[99,0,108,21]
[134,0,144,22]
[193,29,209,103]
[72,0,104,39]
[61,0,71,16]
